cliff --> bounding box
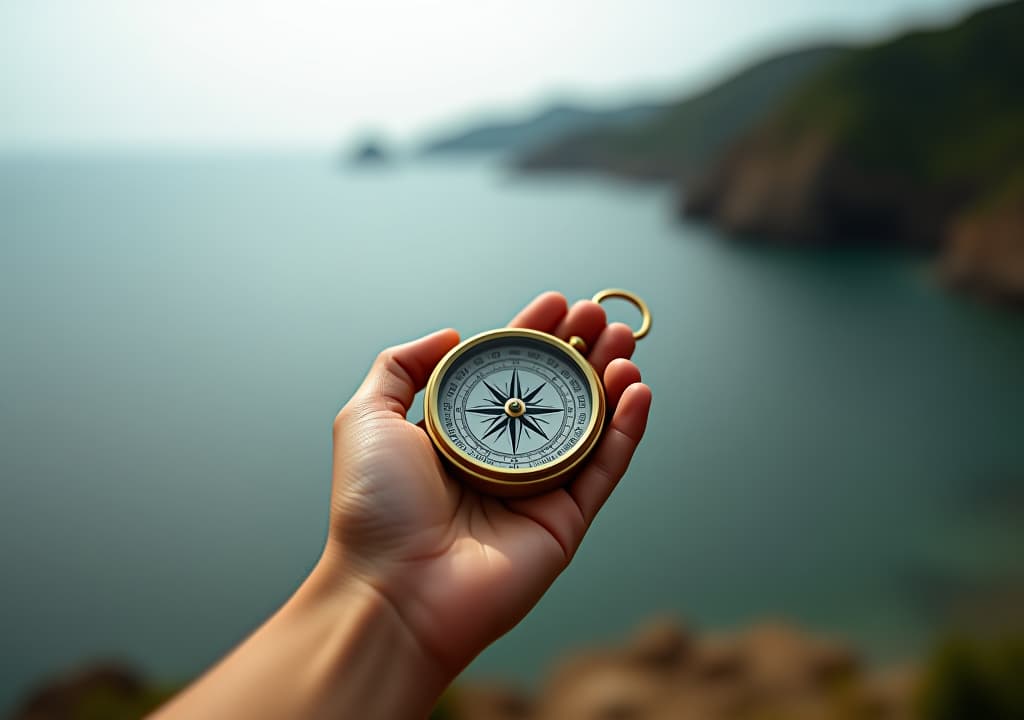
[683,0,1024,300]
[941,179,1024,302]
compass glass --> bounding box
[433,335,594,470]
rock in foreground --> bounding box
[449,618,920,720]
[11,663,176,720]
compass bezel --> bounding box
[423,327,606,497]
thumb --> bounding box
[354,328,460,418]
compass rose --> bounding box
[466,368,563,454]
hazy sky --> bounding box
[1,0,989,151]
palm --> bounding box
[328,293,651,675]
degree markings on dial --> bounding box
[436,337,591,470]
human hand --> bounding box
[322,291,652,679]
[153,292,651,720]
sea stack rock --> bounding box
[347,138,391,166]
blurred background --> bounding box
[2,1,1022,718]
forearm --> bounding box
[152,559,449,720]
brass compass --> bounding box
[424,289,651,497]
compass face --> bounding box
[431,333,597,471]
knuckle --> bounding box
[609,424,642,451]
[376,348,413,384]
[375,348,396,368]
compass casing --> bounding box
[423,328,607,498]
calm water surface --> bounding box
[1,154,1022,709]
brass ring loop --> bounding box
[591,288,651,341]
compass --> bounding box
[424,289,651,497]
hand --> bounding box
[153,291,652,720]
[323,291,652,678]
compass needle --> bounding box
[480,414,506,433]
[482,380,507,405]
[520,415,548,440]
[467,406,506,416]
[508,417,519,453]
[481,417,510,441]
[524,406,562,415]
[521,383,546,403]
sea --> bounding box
[1,152,1022,711]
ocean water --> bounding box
[1,153,1022,709]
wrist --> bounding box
[153,558,451,720]
[288,557,451,719]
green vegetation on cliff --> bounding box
[773,0,1024,196]
[681,0,1024,298]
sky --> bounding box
[0,0,991,151]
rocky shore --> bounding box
[438,619,919,720]
[11,618,1022,719]
[940,193,1024,303]
[10,664,176,720]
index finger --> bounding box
[508,291,569,334]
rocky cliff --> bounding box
[682,0,1024,302]
[941,185,1024,302]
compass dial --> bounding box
[430,333,599,473]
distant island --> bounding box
[421,0,1024,305]
[346,138,392,166]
